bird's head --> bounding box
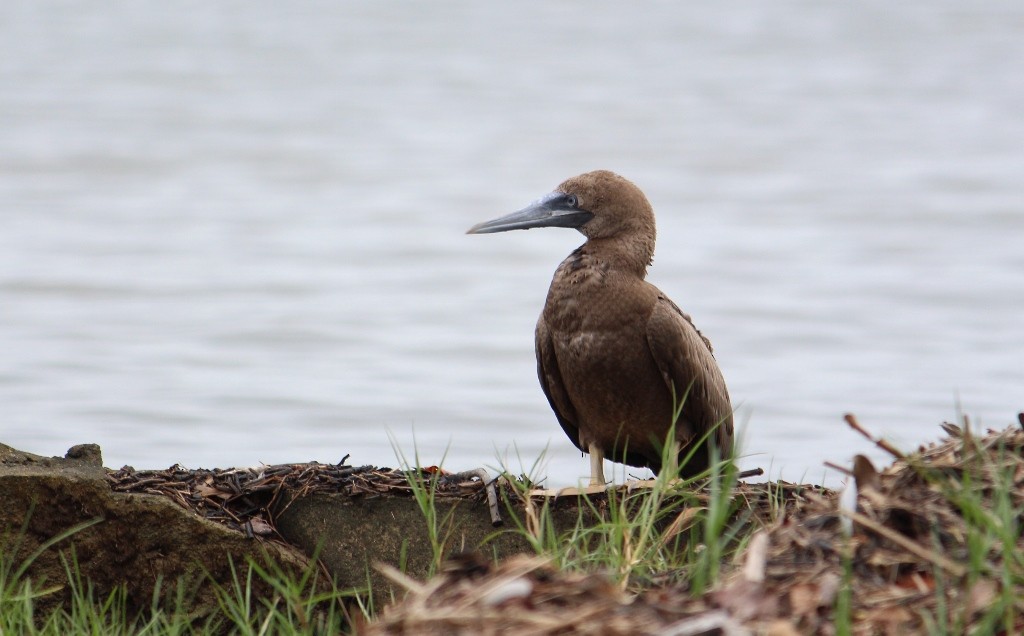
[467,170,655,244]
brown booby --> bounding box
[468,170,733,485]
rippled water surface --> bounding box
[2,2,1022,486]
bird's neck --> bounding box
[583,234,653,278]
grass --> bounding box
[489,421,751,595]
[0,536,362,635]
[1,422,750,634]
[380,417,1024,634]
[3,417,1023,633]
[390,432,460,580]
[914,431,1024,633]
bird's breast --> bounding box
[544,269,650,335]
[542,272,658,387]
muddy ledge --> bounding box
[0,443,316,617]
[1,439,800,619]
[1,442,597,614]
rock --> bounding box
[273,491,534,595]
[0,441,612,613]
[65,443,103,466]
[0,443,310,618]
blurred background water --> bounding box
[2,2,1021,487]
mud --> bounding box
[0,443,309,617]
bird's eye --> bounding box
[565,194,578,208]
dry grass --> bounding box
[363,417,1024,635]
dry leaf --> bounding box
[967,579,998,615]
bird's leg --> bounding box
[588,443,607,486]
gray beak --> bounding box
[467,192,593,234]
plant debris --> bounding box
[106,461,495,540]
[364,418,1024,635]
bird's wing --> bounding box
[535,317,583,452]
[645,295,734,452]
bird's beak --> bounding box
[466,192,594,234]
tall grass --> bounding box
[0,529,363,635]
[384,416,751,596]
[389,433,461,579]
[496,421,750,594]
[8,417,1020,633]
[916,433,1024,633]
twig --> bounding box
[737,467,764,480]
[375,562,429,594]
[844,413,905,459]
[741,531,768,583]
[447,468,503,526]
[823,461,853,477]
[839,507,966,577]
[657,610,752,636]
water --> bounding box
[2,2,1022,487]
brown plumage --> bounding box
[468,170,733,485]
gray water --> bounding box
[2,2,1022,487]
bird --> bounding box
[467,170,733,486]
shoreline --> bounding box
[2,413,1022,633]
